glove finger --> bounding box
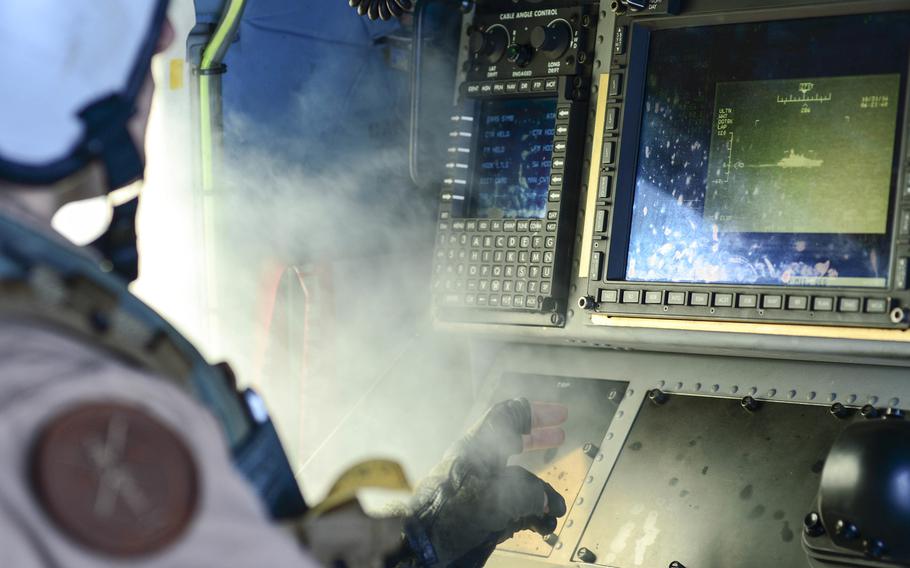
[522,426,566,452]
[491,466,567,525]
[530,402,568,428]
[461,399,532,471]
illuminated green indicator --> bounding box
[705,74,901,234]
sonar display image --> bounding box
[705,75,900,235]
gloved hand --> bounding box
[402,398,568,567]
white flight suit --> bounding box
[0,200,320,567]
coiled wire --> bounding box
[348,0,414,20]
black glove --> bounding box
[402,398,567,568]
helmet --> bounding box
[0,0,170,190]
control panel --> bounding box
[580,5,910,329]
[432,2,597,326]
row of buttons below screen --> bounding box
[437,233,558,252]
[438,218,557,233]
[599,289,890,314]
[465,78,559,96]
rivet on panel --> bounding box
[890,398,901,407]
[868,396,879,405]
[788,390,797,399]
[675,382,684,390]
[694,382,702,391]
[847,394,857,404]
[767,389,777,398]
[829,393,838,402]
[807,391,817,401]
[711,384,720,392]
[748,387,758,396]
[731,385,739,394]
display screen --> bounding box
[626,13,910,288]
[467,97,557,219]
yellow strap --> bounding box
[309,459,411,516]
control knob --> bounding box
[530,21,572,60]
[469,27,509,64]
[505,43,533,67]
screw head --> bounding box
[884,407,905,420]
[649,389,669,405]
[741,396,760,412]
[804,512,825,537]
[830,402,850,418]
[861,404,880,419]
[864,539,886,559]
[577,547,597,563]
[835,519,860,540]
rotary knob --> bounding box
[469,27,509,64]
[530,21,572,60]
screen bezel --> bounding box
[606,2,910,294]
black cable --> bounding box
[348,0,414,21]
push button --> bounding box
[690,292,709,306]
[738,294,758,308]
[762,295,782,309]
[667,292,686,305]
[839,298,861,313]
[813,297,834,312]
[600,289,619,303]
[602,141,615,164]
[598,176,612,199]
[866,298,888,313]
[787,296,808,310]
[608,73,623,97]
[644,291,663,305]
[713,293,733,308]
[605,107,618,131]
[622,290,641,304]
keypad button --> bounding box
[467,280,477,291]
[547,211,559,221]
[481,251,492,262]
[480,266,491,277]
[491,221,503,232]
[526,296,539,309]
[518,251,529,263]
[483,236,493,248]
[517,221,530,232]
[502,295,513,307]
[513,295,525,307]
[545,237,556,248]
[540,282,551,295]
[532,237,544,248]
[517,266,529,279]
[546,223,557,232]
[504,266,515,278]
[506,251,518,263]
[504,221,517,232]
[529,221,543,232]
[507,236,519,248]
[478,221,490,231]
[476,294,488,306]
[492,266,503,278]
[543,252,554,263]
[469,250,481,262]
[495,236,506,248]
[542,266,553,278]
[478,280,489,291]
[459,234,469,246]
[489,295,500,307]
[527,281,538,293]
[466,221,476,231]
[491,281,501,292]
[471,236,482,247]
[520,236,531,248]
[530,252,542,264]
[503,281,513,293]
[493,251,504,262]
[515,281,526,293]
